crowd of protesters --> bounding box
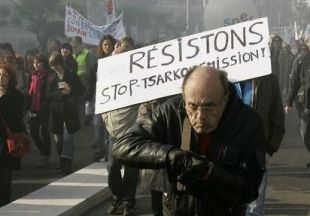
[0,32,310,216]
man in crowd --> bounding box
[70,36,95,125]
[235,74,285,216]
[113,66,266,215]
[285,47,310,173]
[46,39,61,58]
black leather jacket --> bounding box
[113,85,265,216]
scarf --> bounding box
[28,70,47,112]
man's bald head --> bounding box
[182,66,229,96]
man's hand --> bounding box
[166,148,214,184]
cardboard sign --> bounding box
[95,17,271,114]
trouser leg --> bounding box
[246,172,268,216]
[91,114,105,160]
[122,165,139,207]
[107,139,123,199]
[151,190,163,216]
[29,115,43,153]
[300,119,310,152]
[54,133,63,157]
[40,110,51,157]
[0,167,12,207]
[61,125,74,160]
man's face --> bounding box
[272,37,282,50]
[184,76,227,134]
[70,39,80,50]
[300,45,309,57]
[47,41,58,53]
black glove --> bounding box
[166,148,214,184]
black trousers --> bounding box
[0,167,12,207]
[295,102,310,152]
[29,110,51,156]
[107,138,139,206]
[151,190,163,216]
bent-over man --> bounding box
[113,66,266,216]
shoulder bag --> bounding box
[0,112,31,157]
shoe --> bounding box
[123,204,135,216]
[108,199,123,215]
[36,156,50,168]
[56,158,65,170]
[91,155,102,162]
[306,162,310,174]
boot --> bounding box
[62,158,72,174]
[56,158,65,170]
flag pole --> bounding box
[186,0,189,33]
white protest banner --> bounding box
[64,6,126,45]
[95,17,271,114]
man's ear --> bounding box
[224,92,230,104]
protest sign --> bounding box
[95,17,271,114]
[64,6,126,45]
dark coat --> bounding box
[0,88,25,170]
[85,61,97,102]
[286,53,310,112]
[63,55,78,75]
[113,85,265,216]
[253,74,285,156]
[47,70,85,134]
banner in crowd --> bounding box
[64,6,126,45]
[270,26,294,45]
[95,17,271,114]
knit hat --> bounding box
[61,43,73,53]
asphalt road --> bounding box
[9,108,310,216]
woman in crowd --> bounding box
[47,52,84,174]
[86,34,116,162]
[24,49,39,83]
[0,60,25,207]
[26,54,52,167]
[60,43,78,75]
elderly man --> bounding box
[113,66,265,216]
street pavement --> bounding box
[11,123,96,202]
[9,108,310,216]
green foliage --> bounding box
[0,5,10,19]
[14,0,86,47]
[9,14,22,26]
[121,4,186,41]
[15,0,65,47]
[0,5,10,27]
